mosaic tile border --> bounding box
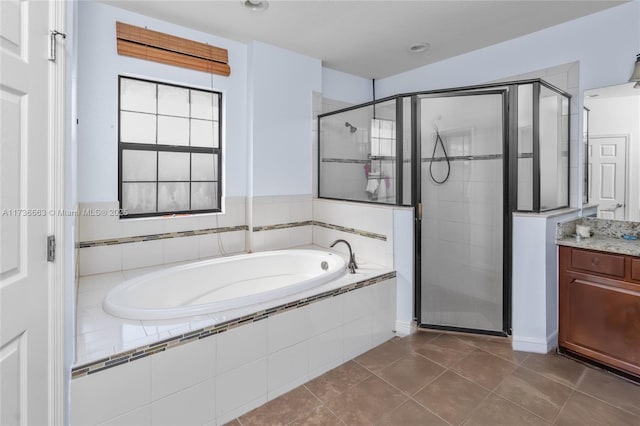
[421,154,505,162]
[71,271,396,379]
[252,220,313,232]
[313,220,387,241]
[253,220,386,241]
[322,157,411,164]
[78,220,386,248]
[77,225,249,248]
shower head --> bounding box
[345,122,357,133]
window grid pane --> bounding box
[119,76,222,217]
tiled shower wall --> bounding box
[312,198,395,268]
[494,61,580,208]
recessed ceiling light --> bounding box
[585,94,599,98]
[409,42,430,53]
[243,0,269,12]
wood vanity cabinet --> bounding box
[558,245,640,378]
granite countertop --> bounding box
[557,217,640,257]
[556,234,640,257]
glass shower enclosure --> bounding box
[318,80,570,335]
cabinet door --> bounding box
[562,274,640,376]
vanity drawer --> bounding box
[570,248,625,277]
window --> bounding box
[118,76,222,218]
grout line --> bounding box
[552,388,575,425]
[487,391,552,425]
[458,387,494,426]
[569,389,640,420]
[517,360,582,390]
[409,365,448,397]
[320,402,348,426]
[282,391,324,426]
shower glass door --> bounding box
[419,90,506,334]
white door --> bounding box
[1,1,52,425]
[589,135,627,220]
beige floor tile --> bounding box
[463,336,529,364]
[355,340,412,372]
[414,340,470,367]
[391,330,441,350]
[577,367,640,416]
[378,399,448,426]
[495,366,572,422]
[377,352,445,395]
[413,370,489,425]
[238,386,321,426]
[429,334,477,353]
[289,405,343,426]
[305,360,371,403]
[463,394,550,426]
[556,391,640,426]
[232,334,640,426]
[451,349,517,390]
[324,375,407,426]
[521,353,586,388]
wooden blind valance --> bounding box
[116,21,230,76]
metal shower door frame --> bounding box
[412,88,512,337]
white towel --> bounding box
[366,179,379,194]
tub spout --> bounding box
[329,239,358,274]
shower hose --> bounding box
[429,131,451,184]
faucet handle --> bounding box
[351,252,358,269]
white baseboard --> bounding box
[512,330,558,354]
[394,320,416,337]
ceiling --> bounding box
[103,0,626,79]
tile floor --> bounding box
[228,330,640,426]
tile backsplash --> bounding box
[312,198,395,268]
[78,197,247,276]
[78,195,398,275]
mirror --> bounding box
[584,83,640,221]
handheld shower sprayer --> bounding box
[429,116,451,184]
[344,122,357,133]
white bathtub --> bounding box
[102,249,346,320]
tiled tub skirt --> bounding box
[71,270,396,425]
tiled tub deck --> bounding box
[71,257,397,425]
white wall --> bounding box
[585,95,640,221]
[77,1,249,201]
[321,67,373,105]
[248,42,321,196]
[376,3,639,98]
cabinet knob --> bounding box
[592,257,600,266]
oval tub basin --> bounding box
[103,249,346,320]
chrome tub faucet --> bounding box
[330,239,358,274]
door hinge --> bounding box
[48,30,66,62]
[417,202,423,219]
[47,235,56,262]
